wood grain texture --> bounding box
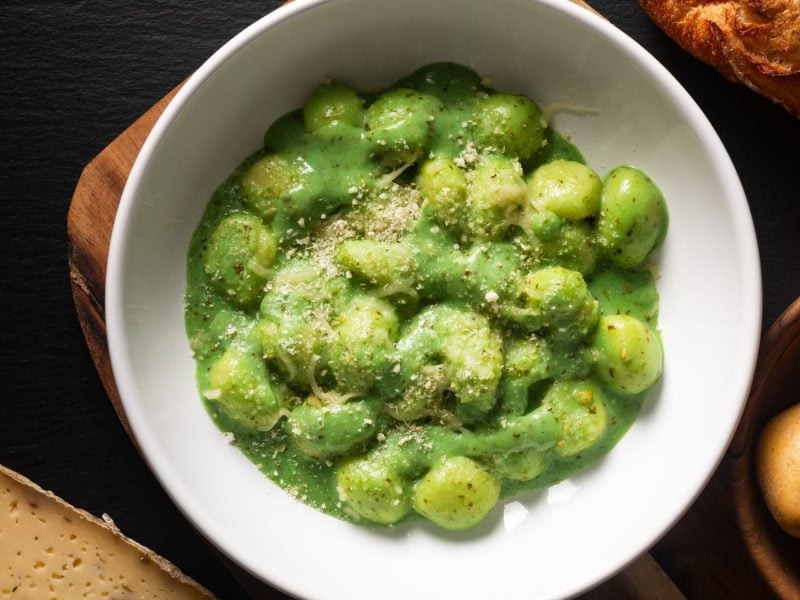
[573,0,604,15]
[67,83,183,439]
[730,297,800,600]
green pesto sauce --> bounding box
[185,62,665,528]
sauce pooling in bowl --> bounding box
[184,62,667,530]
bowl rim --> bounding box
[105,0,763,597]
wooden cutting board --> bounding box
[65,2,775,598]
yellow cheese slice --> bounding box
[0,464,214,599]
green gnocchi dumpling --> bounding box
[286,398,380,458]
[203,213,277,307]
[336,457,410,525]
[329,296,399,393]
[240,153,302,217]
[334,240,416,288]
[365,88,443,165]
[304,82,365,132]
[500,337,551,415]
[592,314,663,394]
[412,456,500,530]
[400,62,482,104]
[542,380,609,457]
[416,158,468,230]
[527,159,602,220]
[534,220,600,277]
[465,156,527,240]
[397,305,504,417]
[207,345,284,431]
[258,265,344,386]
[389,364,448,422]
[597,165,667,267]
[263,110,305,152]
[512,266,599,341]
[472,93,545,160]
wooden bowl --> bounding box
[730,297,800,599]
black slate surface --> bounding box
[1,1,798,598]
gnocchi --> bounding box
[185,63,667,530]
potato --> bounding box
[755,402,800,537]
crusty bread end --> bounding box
[640,0,800,117]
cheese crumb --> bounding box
[458,142,479,166]
[485,290,499,303]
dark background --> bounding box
[1,1,798,598]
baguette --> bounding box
[639,0,800,118]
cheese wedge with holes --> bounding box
[0,464,214,599]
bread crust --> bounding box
[640,0,800,117]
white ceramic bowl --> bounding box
[106,0,762,598]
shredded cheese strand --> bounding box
[541,102,599,123]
